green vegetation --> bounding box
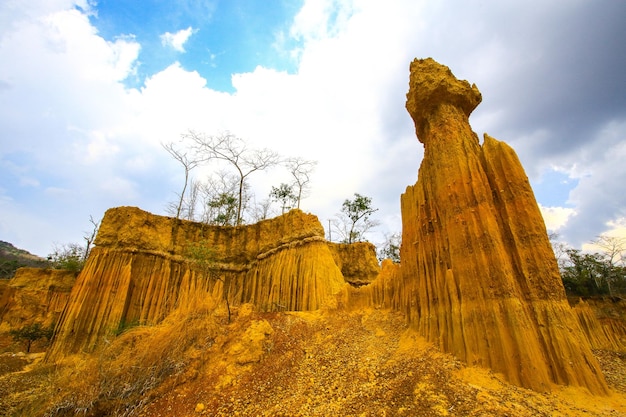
[0,241,48,279]
[552,234,626,297]
[378,232,401,263]
[163,131,317,225]
[10,322,54,353]
[45,215,100,274]
[47,243,87,274]
[333,193,379,244]
[185,240,231,322]
[270,183,297,214]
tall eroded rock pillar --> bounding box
[401,58,608,394]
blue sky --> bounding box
[90,0,302,91]
[1,0,625,256]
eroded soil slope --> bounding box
[2,307,625,417]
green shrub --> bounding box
[47,243,86,273]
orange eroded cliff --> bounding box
[327,242,380,287]
[0,267,75,329]
[573,298,626,351]
[356,58,609,394]
[47,208,346,361]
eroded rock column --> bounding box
[400,58,608,394]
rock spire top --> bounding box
[406,58,482,142]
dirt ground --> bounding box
[1,308,626,416]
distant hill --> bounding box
[0,240,48,278]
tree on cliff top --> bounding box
[378,232,401,263]
[47,217,100,274]
[270,183,297,214]
[48,243,86,273]
[333,193,379,244]
[285,157,317,209]
[186,131,281,226]
[199,171,247,226]
[162,140,204,220]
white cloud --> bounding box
[557,120,626,246]
[1,0,625,256]
[160,27,195,52]
[19,177,40,188]
[539,205,575,233]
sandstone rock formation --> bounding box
[343,259,400,310]
[394,58,608,394]
[47,207,347,360]
[573,298,626,351]
[39,58,616,397]
[327,242,380,287]
[0,267,75,329]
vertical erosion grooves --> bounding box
[389,57,609,394]
[46,209,347,361]
[0,268,75,328]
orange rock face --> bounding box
[398,58,608,394]
[327,242,381,287]
[573,299,626,351]
[0,268,75,329]
[47,208,347,361]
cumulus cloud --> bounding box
[1,0,625,256]
[160,27,195,52]
[559,121,626,246]
[539,205,575,234]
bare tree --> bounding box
[591,235,626,296]
[378,232,401,263]
[250,197,275,223]
[162,140,204,219]
[82,215,100,262]
[285,157,317,209]
[548,232,571,271]
[186,131,280,226]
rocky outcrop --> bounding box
[573,298,626,351]
[327,242,380,286]
[342,259,400,310]
[0,268,75,329]
[358,58,608,394]
[47,207,346,361]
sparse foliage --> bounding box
[378,232,401,263]
[198,171,250,226]
[162,140,204,219]
[186,240,231,322]
[249,197,275,222]
[591,235,626,296]
[10,322,54,353]
[549,232,570,271]
[162,131,317,226]
[552,233,626,297]
[333,193,379,244]
[270,183,297,214]
[186,131,280,226]
[285,157,317,209]
[47,243,87,273]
